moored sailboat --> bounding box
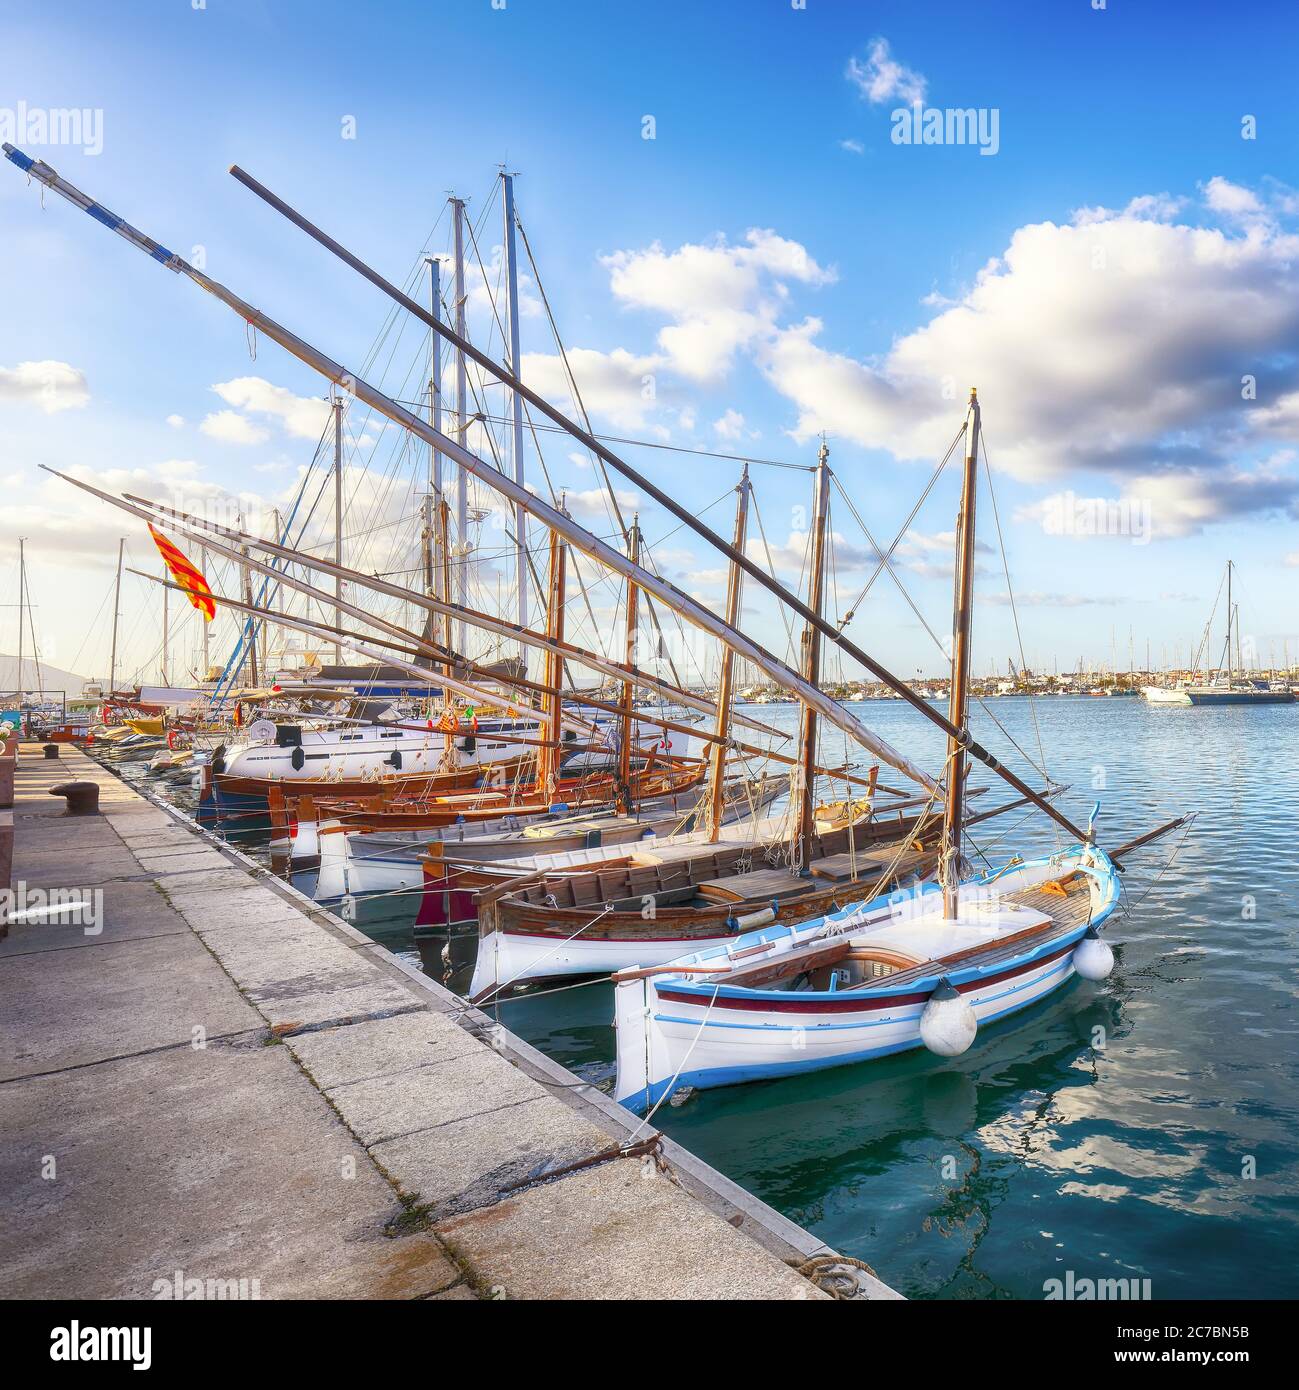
[609,388,1181,1110]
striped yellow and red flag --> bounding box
[147,523,216,622]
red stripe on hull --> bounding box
[656,939,1078,1014]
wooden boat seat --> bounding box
[808,847,928,883]
[695,865,820,904]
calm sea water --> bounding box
[128,695,1299,1300]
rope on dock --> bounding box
[789,1253,882,1300]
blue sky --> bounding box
[3,0,1299,685]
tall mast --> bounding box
[706,466,752,841]
[422,253,443,660]
[200,544,210,682]
[439,500,453,683]
[109,536,124,694]
[617,516,642,812]
[537,528,567,797]
[332,392,344,663]
[161,557,170,685]
[796,441,831,872]
[501,171,529,656]
[1225,560,1235,682]
[17,537,24,699]
[451,196,469,660]
[942,389,982,919]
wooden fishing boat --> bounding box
[468,805,947,1001]
[312,772,785,899]
[199,744,535,822]
[611,845,1121,1111]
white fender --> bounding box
[919,977,978,1057]
[1072,925,1115,981]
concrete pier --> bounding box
[0,746,899,1300]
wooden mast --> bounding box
[537,528,567,797]
[423,251,444,662]
[706,465,752,841]
[796,441,831,872]
[617,516,641,812]
[160,557,169,685]
[450,196,469,660]
[501,171,529,654]
[942,388,982,919]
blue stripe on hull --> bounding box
[623,960,1077,1113]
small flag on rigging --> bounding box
[147,523,216,621]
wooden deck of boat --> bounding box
[878,878,1094,989]
[808,846,930,882]
[695,865,819,903]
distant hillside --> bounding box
[0,654,91,695]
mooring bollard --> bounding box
[43,744,60,760]
[49,781,100,816]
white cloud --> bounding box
[559,486,641,521]
[199,410,270,446]
[839,138,866,155]
[601,229,834,381]
[846,38,927,107]
[522,346,667,430]
[211,377,333,440]
[756,190,1299,529]
[1202,176,1265,221]
[713,408,745,440]
[0,360,89,413]
[463,242,544,321]
[986,591,1123,608]
[166,413,185,429]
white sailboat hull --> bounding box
[613,848,1120,1111]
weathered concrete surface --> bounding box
[436,1158,824,1301]
[0,747,466,1300]
[0,1039,461,1299]
[0,746,873,1300]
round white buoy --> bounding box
[1072,925,1115,981]
[919,978,978,1056]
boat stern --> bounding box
[613,973,662,1112]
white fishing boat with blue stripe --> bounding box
[613,842,1121,1112]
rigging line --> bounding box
[1120,813,1197,913]
[69,582,114,676]
[514,212,626,540]
[515,210,687,690]
[834,425,964,631]
[748,487,800,667]
[978,428,1051,795]
[830,472,1050,780]
[442,409,815,472]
